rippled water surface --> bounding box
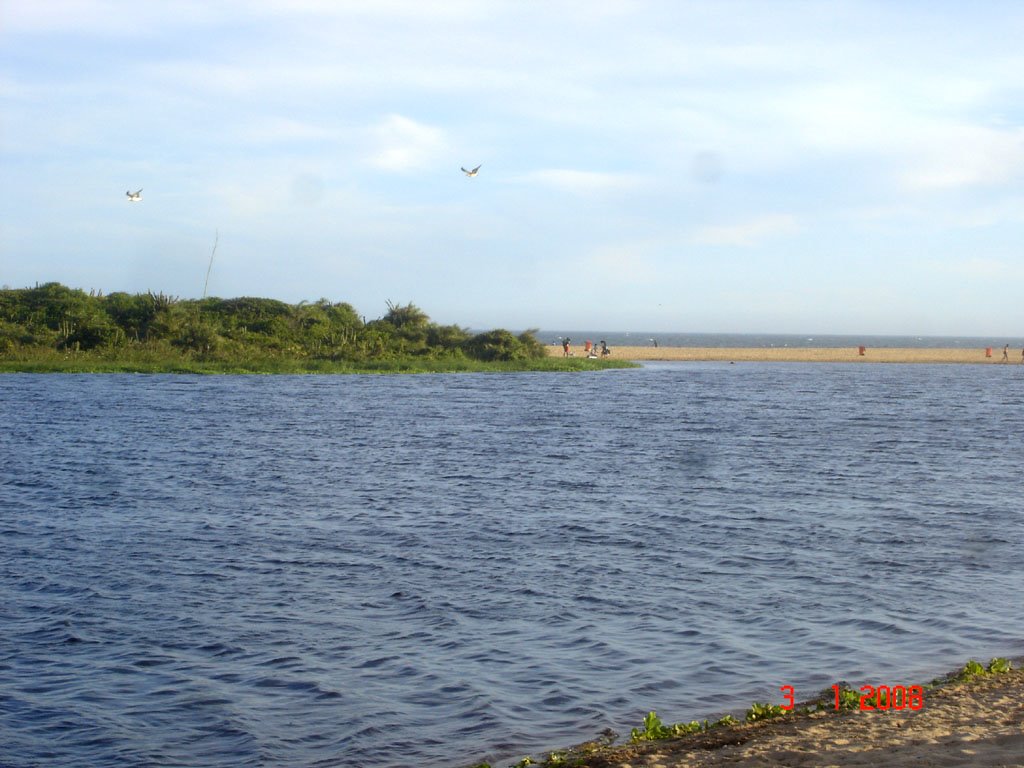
[2,364,1023,767]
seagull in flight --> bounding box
[461,165,481,177]
[126,189,142,201]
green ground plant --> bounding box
[630,711,703,741]
[950,657,1013,683]
[0,283,636,373]
[987,657,1012,674]
[629,711,741,742]
[744,702,787,722]
[826,684,862,711]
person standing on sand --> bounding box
[1002,344,1009,362]
[562,338,571,357]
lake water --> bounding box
[2,363,1023,768]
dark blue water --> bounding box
[2,364,1023,768]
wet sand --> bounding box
[577,668,1024,768]
[548,346,1023,364]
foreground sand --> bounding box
[466,666,1024,768]
[547,346,1023,364]
[563,668,1024,768]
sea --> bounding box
[2,342,1023,768]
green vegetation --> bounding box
[987,657,1013,674]
[949,657,1013,683]
[829,684,862,711]
[630,710,702,741]
[0,283,634,373]
[630,710,741,742]
[744,702,788,722]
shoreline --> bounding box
[548,345,1024,364]
[469,660,1024,768]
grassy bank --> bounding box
[0,283,648,373]
[0,347,638,374]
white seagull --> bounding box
[126,189,142,201]
[460,165,481,177]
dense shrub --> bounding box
[464,329,545,361]
[0,283,548,366]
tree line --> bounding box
[0,283,546,363]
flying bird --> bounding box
[126,189,142,201]
[461,165,481,177]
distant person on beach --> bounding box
[1002,344,1009,362]
[600,340,610,356]
[562,338,571,357]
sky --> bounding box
[2,1,1023,335]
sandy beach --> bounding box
[548,346,1023,365]
[546,667,1024,768]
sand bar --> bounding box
[571,667,1024,768]
[548,346,1024,364]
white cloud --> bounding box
[365,114,447,172]
[244,0,493,19]
[779,82,906,155]
[237,117,335,146]
[580,243,659,285]
[147,60,359,98]
[514,169,647,195]
[933,256,1024,281]
[900,124,1024,190]
[692,214,802,247]
[840,193,1024,229]
[0,0,217,36]
[0,75,28,99]
[947,196,1024,228]
[205,180,282,219]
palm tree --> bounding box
[383,300,429,329]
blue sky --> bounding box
[2,1,1022,334]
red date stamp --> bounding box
[779,684,925,711]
